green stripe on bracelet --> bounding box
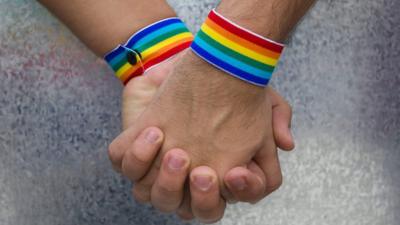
[190,9,284,86]
[104,18,193,84]
[197,30,275,72]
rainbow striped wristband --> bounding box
[190,9,285,87]
[104,18,193,84]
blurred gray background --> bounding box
[0,0,399,224]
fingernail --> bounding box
[193,175,212,192]
[231,177,247,191]
[168,155,186,170]
[144,129,159,143]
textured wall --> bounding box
[0,0,399,225]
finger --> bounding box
[267,87,295,151]
[109,125,161,172]
[116,127,162,180]
[131,145,164,204]
[190,166,226,224]
[132,162,160,203]
[219,180,237,204]
[220,188,237,204]
[144,50,185,86]
[177,184,194,221]
[124,50,183,91]
[122,53,185,129]
[253,139,283,199]
[224,161,267,204]
[151,149,190,212]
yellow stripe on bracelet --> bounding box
[116,61,142,78]
[204,18,280,59]
[190,9,285,86]
[115,32,192,78]
[201,24,278,66]
[104,18,193,84]
[141,32,193,58]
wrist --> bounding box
[217,0,316,42]
[216,5,288,42]
[104,18,193,84]
[167,50,265,106]
[189,9,283,87]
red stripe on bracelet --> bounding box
[121,41,192,85]
[208,10,284,53]
[143,41,192,71]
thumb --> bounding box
[122,54,181,129]
[144,51,185,87]
[122,51,186,129]
[266,87,295,151]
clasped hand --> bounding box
[109,50,294,223]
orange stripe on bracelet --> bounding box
[122,41,193,85]
[142,40,193,71]
[204,18,280,59]
[190,9,285,86]
[104,18,193,85]
[208,10,284,53]
[142,36,193,66]
[119,37,193,84]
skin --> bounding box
[38,0,290,220]
[38,0,315,222]
[110,51,295,222]
[37,0,176,56]
[121,0,316,222]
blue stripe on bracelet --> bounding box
[104,45,125,62]
[107,46,129,70]
[193,36,272,79]
[189,9,285,87]
[125,18,183,48]
[132,23,187,48]
[191,42,269,86]
[104,17,193,84]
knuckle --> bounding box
[267,176,283,192]
[137,171,158,187]
[193,200,215,213]
[108,141,120,163]
[192,197,225,222]
[132,185,150,203]
[153,202,178,213]
[125,148,148,166]
[198,211,224,224]
[156,182,181,195]
[177,210,194,221]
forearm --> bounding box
[217,0,316,42]
[38,0,176,56]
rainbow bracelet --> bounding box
[191,9,284,87]
[104,18,193,84]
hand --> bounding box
[109,51,294,222]
[117,50,282,194]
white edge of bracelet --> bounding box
[104,17,181,59]
[124,17,181,46]
[104,45,122,60]
[190,47,267,87]
[211,9,285,47]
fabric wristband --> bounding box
[104,18,193,84]
[190,9,285,87]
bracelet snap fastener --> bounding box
[127,49,141,65]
